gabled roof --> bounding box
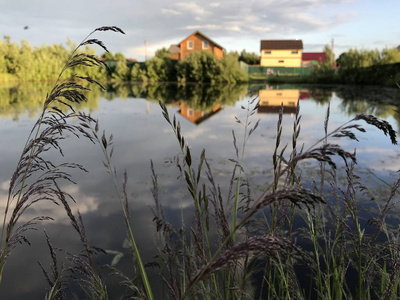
[302,52,326,62]
[168,44,180,54]
[178,31,224,50]
[260,40,303,50]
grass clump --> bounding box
[1,26,400,300]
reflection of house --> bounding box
[169,31,224,61]
[301,52,326,67]
[260,40,303,67]
[258,89,300,113]
[299,90,311,99]
[178,102,222,125]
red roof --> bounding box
[302,52,326,62]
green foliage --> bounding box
[100,51,117,60]
[0,36,107,82]
[112,57,130,82]
[176,51,247,84]
[154,47,171,59]
[177,51,222,83]
[0,36,248,84]
[133,50,243,84]
[114,52,126,61]
[130,63,148,82]
[310,45,400,86]
[145,57,171,82]
[238,49,260,65]
[221,52,249,83]
[337,47,400,69]
[338,63,400,86]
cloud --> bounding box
[209,2,221,7]
[185,24,220,31]
[175,2,209,16]
[161,8,181,15]
[250,26,273,33]
[0,0,396,61]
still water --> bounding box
[0,82,399,298]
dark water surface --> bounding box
[0,83,400,299]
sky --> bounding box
[0,0,399,61]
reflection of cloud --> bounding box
[0,183,99,225]
[355,147,400,172]
[0,180,9,191]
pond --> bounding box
[0,82,400,298]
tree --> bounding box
[101,51,116,60]
[146,57,169,82]
[380,48,400,64]
[177,51,222,84]
[130,63,148,82]
[155,48,172,60]
[112,54,129,82]
[323,44,335,68]
[221,52,248,83]
[238,49,260,65]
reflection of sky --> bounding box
[1,85,400,298]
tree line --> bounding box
[0,36,107,82]
[310,44,400,85]
[0,37,251,84]
[109,48,250,84]
[1,35,399,85]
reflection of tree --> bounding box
[335,86,400,131]
[335,86,400,117]
[0,82,102,120]
[307,86,333,104]
[171,84,248,110]
[107,83,249,111]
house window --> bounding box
[188,109,194,116]
[202,40,209,49]
[291,51,298,54]
[264,51,271,55]
[187,40,193,50]
[278,60,284,63]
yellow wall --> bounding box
[258,89,299,107]
[260,49,302,67]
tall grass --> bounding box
[1,27,400,299]
[0,26,131,298]
[153,99,400,299]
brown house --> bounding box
[169,31,224,61]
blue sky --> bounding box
[0,0,398,61]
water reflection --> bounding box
[1,82,400,122]
[178,102,222,125]
[1,82,400,298]
[258,87,299,113]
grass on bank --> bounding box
[0,27,400,299]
